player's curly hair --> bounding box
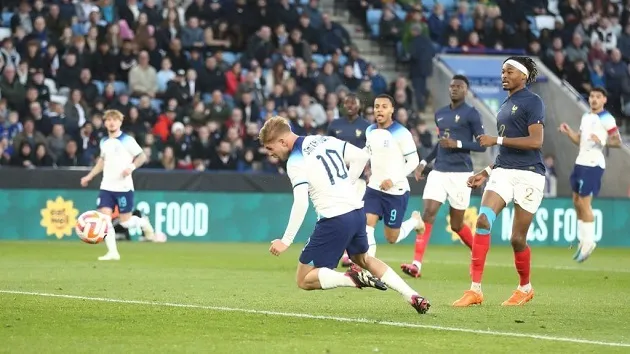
[504,56,539,85]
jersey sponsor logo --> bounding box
[355,129,362,137]
[335,130,342,135]
[511,105,518,115]
[437,117,443,121]
[40,196,79,240]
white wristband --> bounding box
[456,140,462,148]
[484,166,492,176]
[420,159,427,167]
[497,137,504,145]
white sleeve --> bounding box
[397,129,420,176]
[602,114,618,134]
[124,136,143,157]
[342,141,369,182]
[280,159,310,246]
[99,139,106,158]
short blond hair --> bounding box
[103,109,124,121]
[258,116,291,144]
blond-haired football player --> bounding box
[81,110,155,260]
[261,116,430,314]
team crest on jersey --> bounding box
[355,129,362,137]
[511,105,518,115]
[455,115,460,123]
[384,139,390,147]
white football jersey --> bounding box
[575,110,617,168]
[286,135,364,218]
[365,122,417,195]
[99,132,143,192]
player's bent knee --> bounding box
[476,206,497,235]
[450,219,464,232]
[366,213,379,227]
[349,253,368,268]
[510,235,527,250]
[383,228,398,244]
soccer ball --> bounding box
[75,210,109,244]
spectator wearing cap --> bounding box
[165,69,192,107]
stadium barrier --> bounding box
[1,168,628,247]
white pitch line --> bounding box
[1,290,628,348]
[381,258,630,273]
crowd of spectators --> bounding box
[356,0,630,131]
[0,0,430,172]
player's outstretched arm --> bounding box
[607,131,623,147]
[558,123,580,145]
[403,150,420,177]
[280,184,309,247]
[343,142,370,182]
[81,157,104,186]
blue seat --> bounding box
[370,24,380,38]
[1,12,13,27]
[222,52,238,65]
[366,9,382,26]
[395,10,407,20]
[93,80,105,95]
[312,54,326,67]
[338,55,348,66]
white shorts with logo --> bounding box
[485,167,545,214]
[422,170,473,210]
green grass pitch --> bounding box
[1,241,629,353]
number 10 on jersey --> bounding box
[316,149,348,185]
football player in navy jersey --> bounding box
[401,75,486,278]
[453,57,546,307]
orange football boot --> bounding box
[452,290,484,307]
[501,289,535,306]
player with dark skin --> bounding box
[454,56,545,307]
[415,78,471,236]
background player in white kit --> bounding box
[81,110,155,260]
[261,117,430,314]
[558,87,622,262]
[362,95,425,257]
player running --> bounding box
[327,95,371,267]
[452,56,545,307]
[558,87,622,262]
[401,75,486,278]
[81,109,155,260]
[261,116,430,314]
[363,94,425,258]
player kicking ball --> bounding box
[558,87,622,262]
[401,75,486,278]
[453,56,546,307]
[81,110,155,260]
[362,94,425,258]
[261,117,430,314]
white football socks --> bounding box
[396,217,418,243]
[380,267,418,302]
[104,216,118,255]
[366,226,376,257]
[580,221,595,244]
[318,268,356,289]
[518,283,532,293]
[470,282,482,293]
